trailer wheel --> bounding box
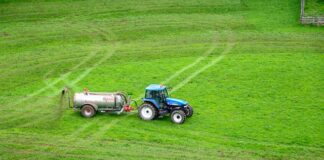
[81,105,96,118]
[171,110,186,124]
[186,105,193,118]
[138,103,156,121]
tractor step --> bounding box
[158,110,169,116]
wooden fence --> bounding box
[300,0,324,25]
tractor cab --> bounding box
[144,84,169,109]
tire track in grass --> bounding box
[19,26,119,127]
[0,50,103,125]
[7,48,99,109]
[1,53,91,77]
[6,22,112,109]
[0,70,66,122]
[92,115,130,139]
[0,97,57,128]
[1,70,60,119]
[3,27,117,127]
[36,28,119,126]
[161,45,217,85]
[170,42,235,94]
[19,48,116,128]
[67,119,100,138]
[43,71,65,96]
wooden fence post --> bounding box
[300,0,305,18]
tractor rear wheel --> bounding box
[186,105,193,118]
[138,103,157,121]
[171,110,186,124]
[81,105,96,118]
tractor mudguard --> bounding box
[142,98,160,109]
[170,106,184,112]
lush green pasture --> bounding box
[0,0,323,159]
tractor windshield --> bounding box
[145,89,168,99]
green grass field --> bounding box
[0,0,323,159]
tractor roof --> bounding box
[145,84,166,91]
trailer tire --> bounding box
[138,103,156,121]
[171,110,186,124]
[81,105,96,118]
[186,105,193,118]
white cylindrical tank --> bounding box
[73,92,128,111]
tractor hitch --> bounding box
[123,105,133,112]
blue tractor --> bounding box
[138,84,193,124]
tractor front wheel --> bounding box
[138,103,157,121]
[171,110,186,124]
[81,105,96,118]
[186,105,193,118]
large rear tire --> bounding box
[138,103,157,121]
[171,110,186,124]
[186,105,193,118]
[81,105,96,118]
